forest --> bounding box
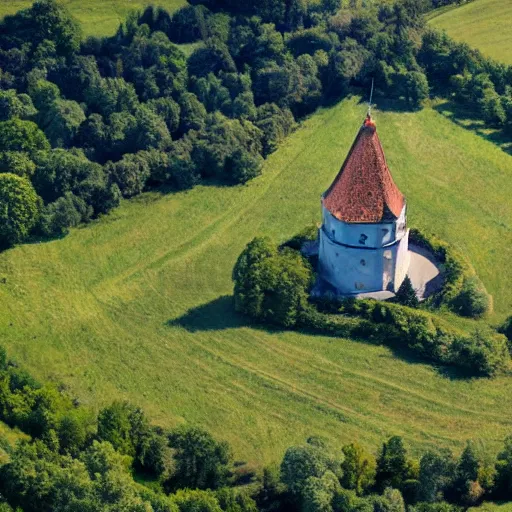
[0,344,512,512]
[1,0,511,249]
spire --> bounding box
[322,116,405,224]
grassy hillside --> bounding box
[0,0,186,37]
[0,97,511,465]
[429,0,512,65]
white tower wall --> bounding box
[318,204,409,294]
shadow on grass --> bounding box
[167,295,257,332]
[433,100,512,155]
[167,295,482,381]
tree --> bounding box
[341,443,376,496]
[38,192,90,237]
[301,471,341,512]
[178,92,207,134]
[41,99,86,147]
[0,152,36,178]
[376,436,409,492]
[0,173,40,248]
[395,276,419,308]
[167,426,231,491]
[448,442,481,506]
[173,489,222,512]
[280,442,339,497]
[0,89,37,121]
[225,148,263,184]
[405,71,429,109]
[106,153,151,198]
[97,401,150,458]
[417,450,454,503]
[233,238,313,327]
[0,119,50,154]
[494,435,512,499]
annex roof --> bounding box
[322,115,405,224]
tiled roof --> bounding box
[322,115,405,224]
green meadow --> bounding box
[429,0,512,65]
[0,96,511,465]
[0,0,186,37]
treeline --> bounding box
[0,0,429,250]
[1,0,511,251]
[232,236,512,377]
[2,344,512,512]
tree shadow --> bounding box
[167,296,480,380]
[167,295,257,332]
[433,100,512,155]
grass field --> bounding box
[429,0,512,65]
[0,97,511,466]
[0,0,186,37]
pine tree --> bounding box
[395,276,419,308]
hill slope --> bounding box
[429,0,512,65]
[0,0,186,37]
[0,97,511,464]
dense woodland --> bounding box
[0,0,511,249]
[0,344,512,512]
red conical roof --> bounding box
[323,115,405,223]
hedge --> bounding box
[409,228,492,317]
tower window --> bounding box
[332,229,335,238]
[359,234,368,245]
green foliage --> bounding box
[341,443,377,496]
[376,437,409,492]
[418,450,455,503]
[0,152,36,178]
[498,316,512,344]
[395,276,419,308]
[106,152,151,198]
[0,90,37,122]
[168,425,231,491]
[173,489,222,512]
[280,440,339,497]
[40,99,86,147]
[38,192,90,237]
[233,237,313,327]
[451,277,492,318]
[0,119,50,154]
[451,328,509,377]
[0,173,40,247]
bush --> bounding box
[409,228,491,317]
[450,328,509,377]
[498,316,512,345]
[451,276,492,318]
[233,237,314,327]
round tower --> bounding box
[318,115,410,295]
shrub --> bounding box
[233,237,313,327]
[498,316,512,345]
[395,276,419,308]
[451,276,491,318]
[450,328,509,377]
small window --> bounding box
[359,234,368,245]
[360,259,366,266]
[332,229,335,238]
